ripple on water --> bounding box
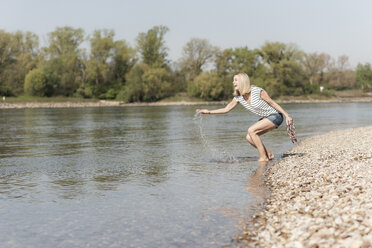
[1,103,372,247]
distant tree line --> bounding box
[1,26,371,101]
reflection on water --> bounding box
[246,161,270,201]
[0,102,371,247]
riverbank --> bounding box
[0,96,372,109]
[0,100,226,109]
[235,126,372,247]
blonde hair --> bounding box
[233,72,251,96]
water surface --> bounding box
[0,102,371,247]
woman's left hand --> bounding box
[286,116,293,126]
[196,109,210,114]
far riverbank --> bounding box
[1,96,372,109]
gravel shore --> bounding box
[236,126,372,247]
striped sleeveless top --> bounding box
[234,86,278,117]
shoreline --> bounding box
[235,126,372,247]
[0,100,225,109]
[0,97,372,109]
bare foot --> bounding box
[268,153,274,160]
[264,149,274,160]
[258,157,269,162]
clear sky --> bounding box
[1,0,372,68]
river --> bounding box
[0,102,371,247]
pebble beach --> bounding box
[236,126,372,247]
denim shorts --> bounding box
[259,113,283,128]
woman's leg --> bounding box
[247,119,276,161]
[246,134,274,160]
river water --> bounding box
[0,102,371,247]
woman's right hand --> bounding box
[197,109,210,114]
[285,115,293,126]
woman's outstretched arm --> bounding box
[197,99,238,114]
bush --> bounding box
[119,64,145,102]
[141,67,172,101]
[302,83,320,95]
[355,63,372,90]
[118,63,173,102]
[76,84,93,98]
[188,71,228,100]
[24,69,52,96]
[0,85,12,97]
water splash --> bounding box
[193,111,210,151]
[193,111,236,162]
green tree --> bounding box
[355,63,372,90]
[179,38,218,82]
[168,64,187,93]
[215,47,264,83]
[107,39,136,99]
[136,26,169,67]
[0,30,16,69]
[111,40,136,83]
[259,42,306,96]
[188,71,230,100]
[79,29,136,99]
[275,60,307,96]
[83,29,115,98]
[42,54,82,96]
[118,63,172,102]
[90,29,114,63]
[118,63,146,102]
[302,52,328,85]
[24,68,52,96]
[44,26,85,96]
[0,31,40,96]
[47,26,84,57]
[142,67,172,101]
[259,42,287,64]
[326,55,355,90]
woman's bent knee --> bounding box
[248,128,257,136]
[246,134,255,145]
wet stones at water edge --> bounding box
[235,126,372,247]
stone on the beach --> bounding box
[236,126,372,247]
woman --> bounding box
[197,72,293,162]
